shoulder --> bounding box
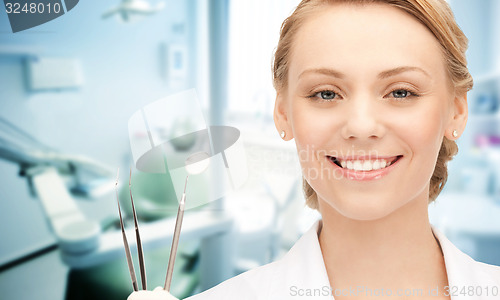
[473,260,500,282]
[453,259,500,299]
[431,225,500,290]
[185,259,283,300]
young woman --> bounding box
[129,0,500,299]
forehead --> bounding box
[289,3,446,81]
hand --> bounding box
[128,286,179,300]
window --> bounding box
[228,0,298,118]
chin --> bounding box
[318,192,408,222]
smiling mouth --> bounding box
[327,155,403,171]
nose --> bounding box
[340,95,385,141]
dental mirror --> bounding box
[185,151,210,175]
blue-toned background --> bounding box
[0,0,499,299]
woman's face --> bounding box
[275,3,467,220]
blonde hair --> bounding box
[272,0,473,209]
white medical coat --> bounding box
[187,221,500,299]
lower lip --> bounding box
[327,157,401,181]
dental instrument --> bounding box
[115,168,143,292]
[164,152,210,292]
[130,168,147,290]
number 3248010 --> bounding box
[6,2,62,14]
[444,285,499,297]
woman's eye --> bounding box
[390,89,411,99]
[313,90,337,100]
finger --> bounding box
[127,291,141,300]
[128,290,157,300]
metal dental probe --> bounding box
[163,175,189,292]
[129,168,147,290]
[115,168,139,291]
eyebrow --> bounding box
[298,66,431,80]
[299,68,345,79]
[378,66,431,79]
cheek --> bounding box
[290,102,342,157]
[397,101,448,155]
[290,102,347,187]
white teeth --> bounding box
[381,160,387,168]
[334,158,396,171]
[353,161,363,171]
[341,160,347,168]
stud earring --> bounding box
[280,130,286,139]
[452,130,458,138]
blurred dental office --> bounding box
[0,0,499,299]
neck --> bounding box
[318,193,449,296]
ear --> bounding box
[446,92,468,140]
[273,91,293,140]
